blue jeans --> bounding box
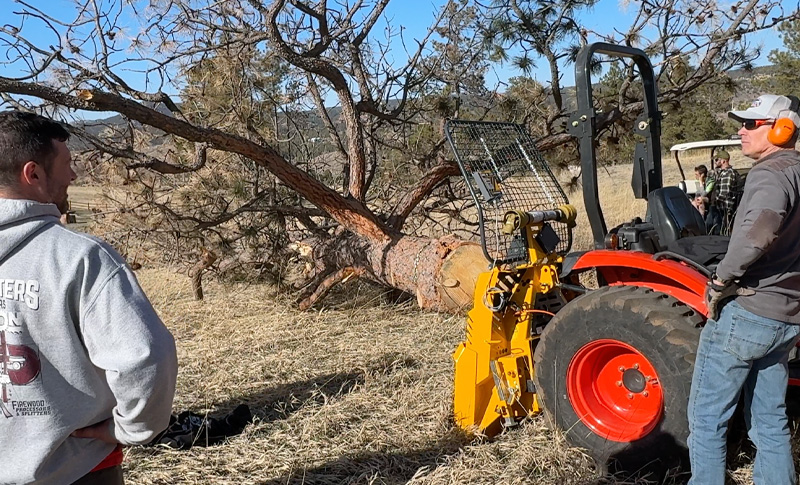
[705,205,722,235]
[688,300,800,484]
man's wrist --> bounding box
[710,272,730,288]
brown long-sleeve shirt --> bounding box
[715,149,800,323]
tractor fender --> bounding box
[567,250,708,317]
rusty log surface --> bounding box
[369,235,485,312]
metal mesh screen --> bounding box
[445,120,572,264]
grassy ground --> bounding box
[124,269,601,485]
[85,147,768,484]
[67,185,111,231]
[124,266,774,485]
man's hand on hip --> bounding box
[705,277,755,320]
[71,418,119,444]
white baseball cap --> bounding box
[728,94,800,127]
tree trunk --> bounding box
[367,235,486,312]
[190,249,218,301]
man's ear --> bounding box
[20,161,42,186]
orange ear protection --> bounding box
[768,95,800,146]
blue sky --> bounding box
[0,0,793,101]
[381,0,790,88]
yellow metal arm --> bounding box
[453,233,564,435]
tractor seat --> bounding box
[663,235,730,274]
[647,186,706,248]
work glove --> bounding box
[705,277,755,320]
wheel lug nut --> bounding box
[643,391,649,397]
[633,363,639,370]
[627,393,633,399]
[618,366,625,372]
[616,381,622,387]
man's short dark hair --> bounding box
[0,111,70,186]
[695,165,708,176]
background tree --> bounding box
[475,0,792,169]
[480,0,597,128]
[0,0,796,311]
[753,19,800,95]
[659,83,732,150]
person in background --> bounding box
[694,164,710,191]
[697,163,720,230]
[0,111,178,485]
[691,193,707,217]
[693,164,711,217]
[708,150,743,235]
[688,94,800,484]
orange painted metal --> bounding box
[567,339,664,442]
[571,250,708,316]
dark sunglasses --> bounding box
[742,119,774,130]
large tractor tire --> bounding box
[534,285,703,474]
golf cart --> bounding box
[670,138,745,197]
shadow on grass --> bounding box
[596,391,800,485]
[260,433,468,485]
[211,351,421,423]
[602,440,690,485]
[210,352,466,484]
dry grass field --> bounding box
[71,147,773,484]
[66,185,111,231]
[123,270,599,484]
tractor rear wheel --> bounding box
[534,285,703,474]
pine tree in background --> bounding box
[759,20,800,96]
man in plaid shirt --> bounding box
[707,150,742,235]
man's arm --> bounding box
[79,265,178,445]
[715,168,789,282]
[705,172,717,194]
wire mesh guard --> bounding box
[445,120,571,264]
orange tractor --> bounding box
[445,42,777,472]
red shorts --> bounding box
[90,445,123,472]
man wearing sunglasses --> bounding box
[705,149,742,236]
[688,94,800,484]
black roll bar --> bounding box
[568,43,663,249]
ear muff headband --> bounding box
[768,95,800,146]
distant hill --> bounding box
[70,64,779,150]
[727,65,778,108]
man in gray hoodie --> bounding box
[688,95,800,484]
[0,111,178,484]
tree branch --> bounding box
[297,266,366,310]
[0,77,392,241]
[387,162,460,230]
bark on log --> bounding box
[369,235,486,312]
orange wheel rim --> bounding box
[567,339,663,442]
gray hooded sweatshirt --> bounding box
[0,199,177,484]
